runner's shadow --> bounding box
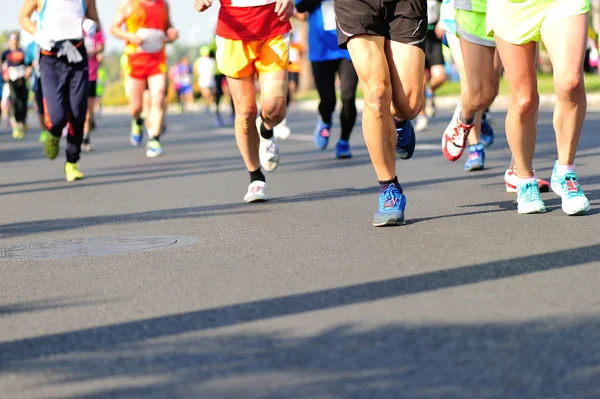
[2,244,600,398]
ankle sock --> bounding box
[378,176,402,193]
[249,168,265,183]
[259,114,274,140]
[554,161,575,176]
[459,112,475,125]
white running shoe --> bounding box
[274,118,291,140]
[257,118,280,172]
[244,181,268,203]
[414,115,428,132]
[505,166,551,193]
[424,98,436,118]
[442,103,474,162]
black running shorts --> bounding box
[424,30,444,68]
[335,0,427,49]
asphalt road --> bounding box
[1,104,599,399]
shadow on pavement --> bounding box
[1,244,600,398]
[0,296,115,316]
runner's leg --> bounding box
[228,75,260,171]
[146,73,167,139]
[494,38,539,178]
[347,35,396,181]
[541,14,588,166]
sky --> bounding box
[0,0,220,51]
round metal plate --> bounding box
[0,236,199,261]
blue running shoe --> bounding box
[130,119,144,146]
[373,184,406,227]
[395,119,416,160]
[335,140,352,159]
[313,119,331,149]
[214,114,224,128]
[550,165,590,215]
[480,113,494,147]
[464,144,485,171]
[517,181,546,214]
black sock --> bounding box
[136,117,143,126]
[259,114,274,140]
[249,168,265,183]
[378,176,402,193]
[459,112,475,125]
[394,119,407,129]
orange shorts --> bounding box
[215,33,290,79]
[128,53,168,80]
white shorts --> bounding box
[1,84,10,104]
[198,78,215,90]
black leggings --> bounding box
[9,80,29,124]
[311,59,358,141]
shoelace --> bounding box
[563,174,581,196]
[382,185,401,209]
[520,182,540,203]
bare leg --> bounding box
[459,38,498,121]
[258,70,288,128]
[495,38,539,178]
[541,14,588,166]
[347,35,396,181]
[146,74,167,138]
[128,78,146,120]
[227,75,260,171]
[385,40,425,121]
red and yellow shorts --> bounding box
[215,33,290,79]
[127,53,168,80]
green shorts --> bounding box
[456,9,496,47]
[487,0,590,44]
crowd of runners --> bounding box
[0,0,593,225]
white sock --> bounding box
[516,175,536,186]
[554,161,575,176]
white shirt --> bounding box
[38,0,86,42]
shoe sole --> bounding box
[465,164,484,172]
[373,218,406,227]
[146,151,164,158]
[244,197,268,204]
[130,136,143,146]
[396,128,416,160]
[518,205,546,214]
[66,176,84,182]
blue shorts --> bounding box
[178,85,193,95]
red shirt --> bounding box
[216,0,291,41]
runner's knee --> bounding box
[362,83,392,114]
[261,101,286,125]
[468,84,496,111]
[513,89,539,116]
[235,101,258,123]
[554,71,584,99]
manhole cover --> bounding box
[0,236,199,260]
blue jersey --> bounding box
[297,0,350,63]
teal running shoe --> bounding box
[517,181,546,214]
[550,165,590,215]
